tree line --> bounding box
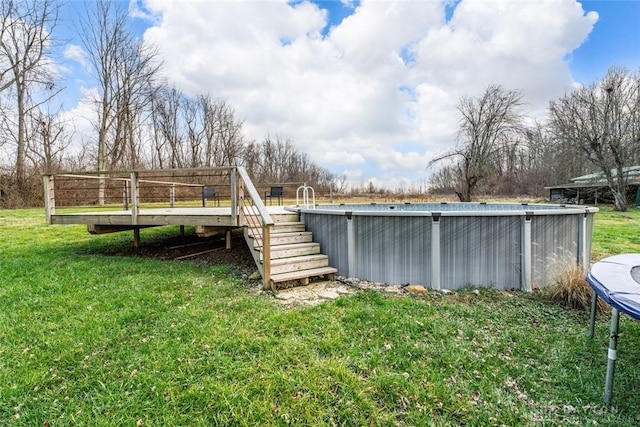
[429,67,640,211]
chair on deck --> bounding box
[202,186,220,207]
[264,186,283,205]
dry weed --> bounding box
[543,264,609,314]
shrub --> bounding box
[543,264,609,314]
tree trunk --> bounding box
[612,189,627,211]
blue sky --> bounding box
[55,0,640,189]
[570,1,640,83]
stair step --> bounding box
[247,222,305,237]
[272,213,300,223]
[262,231,312,246]
[243,212,299,224]
[267,242,320,260]
[270,266,338,284]
[269,254,329,275]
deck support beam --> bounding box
[133,228,141,250]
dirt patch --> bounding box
[107,229,257,277]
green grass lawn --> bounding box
[1,206,640,425]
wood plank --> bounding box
[247,222,305,237]
[269,254,330,275]
[270,266,338,284]
[268,232,313,246]
[264,243,321,260]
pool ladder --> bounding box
[296,183,315,208]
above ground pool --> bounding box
[288,202,598,291]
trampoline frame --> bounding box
[587,253,640,405]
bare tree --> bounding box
[0,0,59,187]
[79,0,160,203]
[149,87,246,169]
[242,135,334,188]
[200,95,244,167]
[150,84,184,168]
[430,84,525,201]
[549,67,640,211]
[25,105,70,171]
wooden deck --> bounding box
[42,167,335,289]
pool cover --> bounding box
[587,253,640,320]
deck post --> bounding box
[130,171,139,225]
[262,224,272,290]
[521,213,533,292]
[431,213,441,290]
[226,229,232,249]
[123,181,129,210]
[237,172,246,227]
[346,212,355,278]
[230,168,238,226]
[43,174,56,224]
[133,228,140,250]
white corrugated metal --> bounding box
[531,215,579,288]
[302,212,349,275]
[352,216,431,285]
[440,216,521,289]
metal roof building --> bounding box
[545,166,640,206]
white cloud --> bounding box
[59,87,99,152]
[135,0,597,185]
[63,44,86,67]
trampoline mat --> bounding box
[587,254,640,320]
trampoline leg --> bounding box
[589,290,598,339]
[604,308,620,405]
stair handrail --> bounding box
[236,166,275,289]
[296,183,315,208]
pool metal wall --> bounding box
[298,203,597,291]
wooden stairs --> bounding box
[243,211,337,288]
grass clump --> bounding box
[543,264,609,314]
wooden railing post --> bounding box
[263,223,272,290]
[130,171,139,225]
[231,167,238,226]
[43,174,55,224]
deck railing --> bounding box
[236,166,274,289]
